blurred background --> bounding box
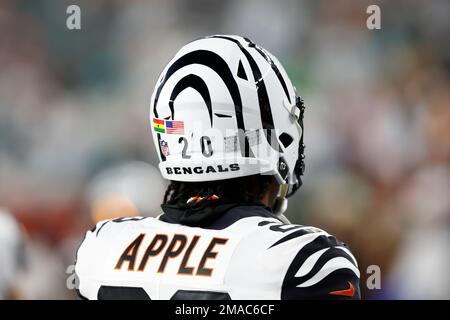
[0,0,448,299]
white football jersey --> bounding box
[75,206,360,300]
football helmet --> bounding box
[150,35,305,199]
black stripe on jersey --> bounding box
[295,245,358,286]
[243,37,292,104]
[258,220,307,235]
[287,235,357,282]
[257,220,275,227]
[75,288,87,300]
[171,290,231,300]
[284,268,360,300]
[97,286,151,300]
[96,217,148,237]
[95,220,110,237]
[210,36,282,153]
[281,235,360,300]
[268,228,314,249]
[153,49,253,158]
[169,74,212,126]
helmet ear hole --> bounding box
[279,132,293,148]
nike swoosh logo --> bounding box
[329,281,355,297]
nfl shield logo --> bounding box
[160,140,170,156]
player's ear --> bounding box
[258,176,278,207]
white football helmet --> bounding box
[150,35,305,198]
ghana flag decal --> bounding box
[153,118,165,133]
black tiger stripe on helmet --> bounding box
[152,49,253,159]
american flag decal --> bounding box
[166,120,184,134]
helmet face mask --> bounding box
[284,95,306,198]
[150,35,305,197]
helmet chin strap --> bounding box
[272,183,291,224]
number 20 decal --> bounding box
[200,136,213,157]
[178,136,213,158]
[179,137,191,159]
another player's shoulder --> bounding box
[249,219,361,299]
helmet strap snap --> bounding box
[272,183,290,219]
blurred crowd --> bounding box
[0,0,448,299]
